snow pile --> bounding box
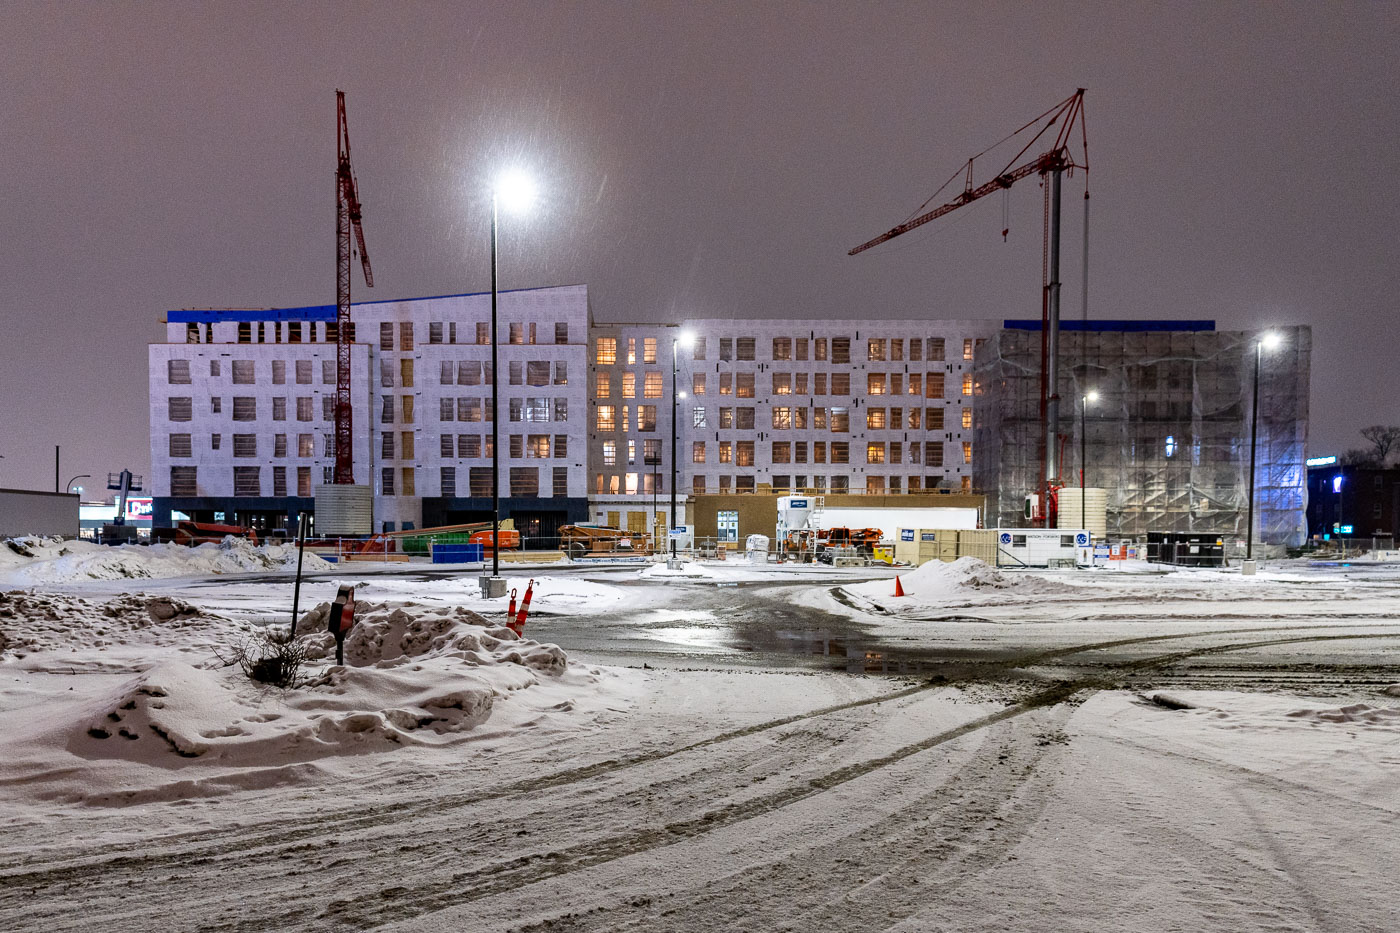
[0,536,333,584]
[1284,704,1400,727]
[0,591,237,656]
[844,557,1077,606]
[293,600,567,674]
[17,600,598,803]
[638,560,717,580]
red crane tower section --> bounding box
[334,90,373,485]
[849,90,1088,526]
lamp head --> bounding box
[1084,390,1099,404]
[1260,331,1283,350]
[678,391,687,400]
[676,329,696,349]
[493,170,536,214]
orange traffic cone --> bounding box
[894,576,905,597]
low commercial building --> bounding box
[1305,458,1399,541]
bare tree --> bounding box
[1359,425,1400,465]
[1339,448,1376,467]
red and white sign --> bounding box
[124,497,154,521]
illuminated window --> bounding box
[693,406,707,428]
[627,338,636,364]
[962,408,973,429]
[595,405,616,431]
[772,337,791,360]
[736,441,755,466]
[643,338,657,363]
[693,442,706,463]
[719,441,732,463]
[866,408,886,430]
[963,338,974,360]
[693,373,706,395]
[623,372,636,398]
[963,441,973,464]
[830,407,849,432]
[736,373,755,398]
[596,338,617,365]
[868,339,886,361]
[644,372,663,398]
[773,373,792,395]
[638,405,657,431]
[603,440,617,466]
[867,443,885,464]
[962,374,974,396]
[596,374,611,397]
[772,407,792,429]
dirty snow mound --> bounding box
[1284,704,1400,727]
[294,600,567,675]
[58,602,583,791]
[0,535,333,584]
[844,557,1078,605]
[0,591,240,655]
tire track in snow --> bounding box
[2,630,1398,933]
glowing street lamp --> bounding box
[1080,392,1097,535]
[1246,331,1283,566]
[486,170,536,594]
[670,330,695,556]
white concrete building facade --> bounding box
[149,285,592,539]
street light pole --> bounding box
[670,336,678,556]
[490,190,501,581]
[1246,332,1282,565]
[669,332,693,558]
[1079,391,1097,536]
[66,474,91,495]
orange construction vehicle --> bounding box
[558,524,650,559]
[169,520,261,546]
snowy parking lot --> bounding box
[1,538,1399,931]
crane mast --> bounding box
[334,90,373,484]
[849,90,1087,526]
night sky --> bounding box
[2,2,1396,494]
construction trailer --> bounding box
[893,529,999,567]
[996,529,1091,568]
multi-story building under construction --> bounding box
[972,320,1311,547]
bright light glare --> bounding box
[676,329,696,348]
[494,170,536,213]
[1261,331,1283,350]
[1084,390,1099,403]
[678,391,688,400]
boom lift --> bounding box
[849,90,1088,526]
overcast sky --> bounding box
[2,1,1396,494]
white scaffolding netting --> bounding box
[973,325,1310,547]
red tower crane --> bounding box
[334,89,373,484]
[849,89,1088,526]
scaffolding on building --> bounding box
[973,323,1311,547]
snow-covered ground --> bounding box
[1,542,1398,931]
